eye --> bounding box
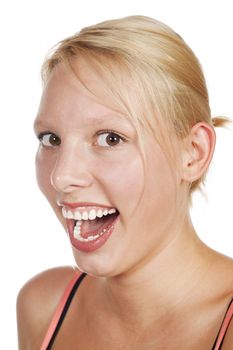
[96,131,126,147]
[38,132,61,147]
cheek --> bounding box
[141,149,178,225]
[94,151,145,217]
[35,147,54,199]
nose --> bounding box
[50,144,94,193]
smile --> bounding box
[62,205,120,252]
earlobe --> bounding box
[181,122,216,183]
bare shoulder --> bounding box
[211,252,233,349]
[217,253,233,293]
[221,298,233,349]
[16,266,82,350]
[209,249,233,293]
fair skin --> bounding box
[17,59,233,349]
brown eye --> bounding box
[38,133,61,147]
[96,132,125,147]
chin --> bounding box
[72,248,121,278]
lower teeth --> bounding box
[73,221,108,242]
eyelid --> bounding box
[36,130,53,139]
[96,129,127,140]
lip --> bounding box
[58,201,117,210]
[66,214,120,253]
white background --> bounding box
[0,0,232,348]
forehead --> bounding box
[44,58,126,113]
[36,61,135,131]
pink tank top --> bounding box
[40,273,233,350]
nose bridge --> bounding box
[50,141,93,192]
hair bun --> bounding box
[212,116,232,127]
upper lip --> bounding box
[58,201,117,210]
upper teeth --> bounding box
[62,207,117,220]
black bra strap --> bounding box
[47,272,87,350]
[211,298,233,350]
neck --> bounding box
[101,214,215,329]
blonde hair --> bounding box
[41,15,231,198]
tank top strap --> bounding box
[212,297,233,350]
[40,272,87,350]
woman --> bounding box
[17,15,233,349]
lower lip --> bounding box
[66,215,120,253]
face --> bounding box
[34,59,181,277]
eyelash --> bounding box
[95,129,127,148]
[37,129,127,148]
[37,132,61,148]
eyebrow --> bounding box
[88,114,133,127]
[33,113,134,131]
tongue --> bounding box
[80,213,118,238]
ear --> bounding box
[181,122,216,182]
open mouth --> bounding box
[62,207,119,243]
[68,210,120,243]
